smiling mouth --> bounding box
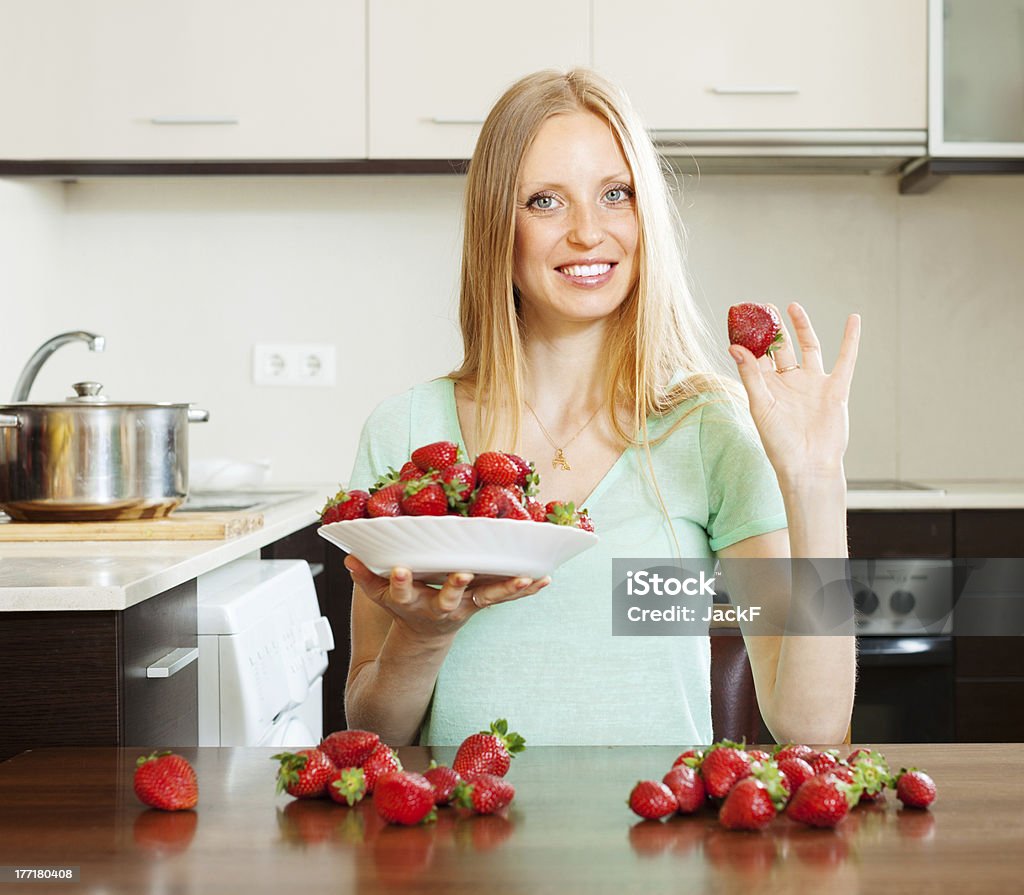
[556,263,614,278]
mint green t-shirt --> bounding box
[349,377,787,746]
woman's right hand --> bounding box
[344,555,550,642]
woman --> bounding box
[344,69,859,747]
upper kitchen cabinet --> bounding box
[0,0,365,160]
[367,0,590,159]
[593,0,927,133]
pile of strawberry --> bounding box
[273,719,524,826]
[628,739,937,831]
[320,441,594,531]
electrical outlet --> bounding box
[252,343,336,387]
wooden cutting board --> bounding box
[0,510,264,541]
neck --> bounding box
[521,322,610,417]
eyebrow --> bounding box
[519,172,633,192]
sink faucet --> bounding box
[12,331,106,402]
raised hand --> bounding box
[728,302,860,487]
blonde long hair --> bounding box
[451,67,736,453]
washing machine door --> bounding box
[260,714,318,749]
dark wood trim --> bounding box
[0,159,470,177]
[846,510,954,558]
[900,157,1024,194]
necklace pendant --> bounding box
[552,449,571,471]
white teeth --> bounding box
[559,263,612,278]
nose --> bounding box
[567,204,603,249]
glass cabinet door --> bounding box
[932,0,1024,154]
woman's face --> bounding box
[512,110,639,327]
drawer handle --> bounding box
[149,116,240,125]
[146,647,199,679]
[710,86,800,95]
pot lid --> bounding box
[3,382,195,409]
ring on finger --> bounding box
[471,592,489,610]
[775,363,800,374]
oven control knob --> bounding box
[853,588,879,614]
[890,590,916,614]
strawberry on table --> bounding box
[662,765,705,814]
[362,744,403,794]
[672,748,704,769]
[411,441,461,472]
[452,719,526,778]
[746,749,772,763]
[727,302,784,359]
[320,488,370,523]
[776,757,815,798]
[785,772,857,828]
[808,750,840,776]
[719,778,779,832]
[374,771,438,825]
[628,780,678,820]
[133,752,198,812]
[773,743,814,764]
[700,741,753,799]
[327,766,368,806]
[320,729,380,768]
[423,762,461,806]
[273,749,336,799]
[454,774,516,815]
[895,768,936,809]
[848,748,892,803]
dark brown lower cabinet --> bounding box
[0,580,197,762]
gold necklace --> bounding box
[524,401,602,471]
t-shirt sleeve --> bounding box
[348,389,415,491]
[698,397,788,552]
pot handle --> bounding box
[0,414,19,428]
[188,408,210,423]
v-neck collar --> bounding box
[441,377,632,510]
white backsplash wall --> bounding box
[3,172,1022,486]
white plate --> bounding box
[317,515,598,584]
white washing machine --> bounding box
[196,559,334,747]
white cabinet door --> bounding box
[593,0,926,131]
[368,1,590,158]
[0,0,365,159]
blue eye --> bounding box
[605,186,634,204]
[527,194,557,210]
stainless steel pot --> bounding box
[0,382,209,521]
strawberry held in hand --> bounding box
[728,302,784,359]
[133,752,198,811]
[453,719,526,778]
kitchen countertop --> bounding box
[0,486,327,612]
[846,480,1024,510]
[0,743,1018,895]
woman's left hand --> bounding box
[729,302,860,487]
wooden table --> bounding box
[0,744,1019,894]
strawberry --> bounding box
[896,769,936,809]
[773,743,814,764]
[700,742,753,799]
[545,500,580,527]
[362,744,402,794]
[440,463,477,505]
[454,774,516,815]
[467,484,501,518]
[496,488,530,520]
[672,748,704,769]
[374,771,438,825]
[576,508,595,532]
[411,441,461,472]
[320,729,380,768]
[327,766,368,806]
[848,749,892,803]
[320,488,370,523]
[452,719,525,778]
[777,757,815,797]
[727,302,784,359]
[746,750,772,763]
[272,749,336,799]
[133,752,198,811]
[401,477,449,516]
[525,498,548,523]
[367,482,406,517]
[785,772,856,828]
[808,750,840,776]
[662,765,705,814]
[628,780,677,820]
[398,461,422,481]
[719,778,778,831]
[423,761,461,806]
[474,452,520,487]
[503,453,538,495]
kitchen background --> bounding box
[3,171,1022,486]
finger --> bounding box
[344,554,391,602]
[831,313,862,385]
[787,302,825,374]
[387,567,417,607]
[765,302,798,371]
[436,571,474,613]
[473,576,550,609]
[729,344,773,409]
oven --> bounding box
[850,559,955,743]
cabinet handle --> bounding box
[146,647,199,678]
[710,86,800,95]
[430,117,485,125]
[149,116,240,126]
